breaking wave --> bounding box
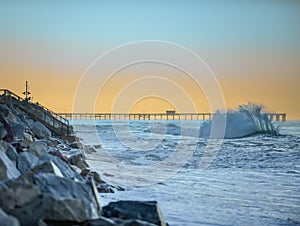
[200,103,279,139]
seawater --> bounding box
[72,120,300,226]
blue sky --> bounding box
[1,0,299,49]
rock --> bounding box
[10,194,89,225]
[69,164,82,174]
[0,141,5,152]
[40,154,83,181]
[96,184,115,193]
[0,122,8,139]
[0,151,21,180]
[88,217,158,226]
[69,141,83,149]
[0,113,15,142]
[83,144,97,154]
[17,152,40,174]
[43,196,89,223]
[47,149,68,163]
[6,119,25,141]
[31,161,64,177]
[57,143,71,151]
[0,104,11,116]
[81,169,105,184]
[23,132,33,142]
[88,216,116,226]
[30,121,51,139]
[28,142,47,157]
[0,141,18,161]
[93,144,102,149]
[0,208,20,226]
[103,201,167,226]
[50,137,64,146]
[33,173,102,219]
[17,171,35,184]
[67,149,89,170]
[0,179,41,212]
[36,139,57,148]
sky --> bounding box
[1,0,300,119]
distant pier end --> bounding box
[265,113,286,122]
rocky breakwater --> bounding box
[0,97,167,226]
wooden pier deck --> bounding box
[57,112,287,121]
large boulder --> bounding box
[0,180,41,212]
[0,208,20,226]
[33,173,102,219]
[31,161,64,177]
[66,149,89,170]
[0,113,14,142]
[103,201,167,226]
[28,142,47,157]
[10,195,89,225]
[30,121,51,139]
[17,152,40,174]
[0,122,8,139]
[6,118,25,141]
[0,141,18,161]
[40,153,83,181]
[0,151,21,180]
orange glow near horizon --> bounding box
[1,42,300,119]
[1,71,300,119]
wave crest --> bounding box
[200,103,279,139]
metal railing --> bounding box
[0,89,72,136]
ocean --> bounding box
[72,119,300,226]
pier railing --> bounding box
[0,89,73,138]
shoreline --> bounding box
[0,94,168,226]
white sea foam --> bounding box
[200,103,278,139]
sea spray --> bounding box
[200,103,278,139]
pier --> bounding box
[57,112,213,120]
[57,112,287,121]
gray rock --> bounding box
[0,141,18,161]
[32,161,64,177]
[40,153,83,181]
[0,151,21,180]
[89,217,157,226]
[10,194,89,225]
[30,121,51,139]
[0,122,8,139]
[67,149,89,170]
[44,197,89,222]
[50,137,64,146]
[17,152,40,174]
[6,119,25,141]
[28,142,47,157]
[103,201,167,226]
[83,144,97,153]
[33,173,102,219]
[0,208,20,226]
[57,143,71,151]
[0,179,40,212]
[35,139,55,148]
[69,141,83,149]
[0,104,11,116]
[116,219,157,226]
[88,216,116,226]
